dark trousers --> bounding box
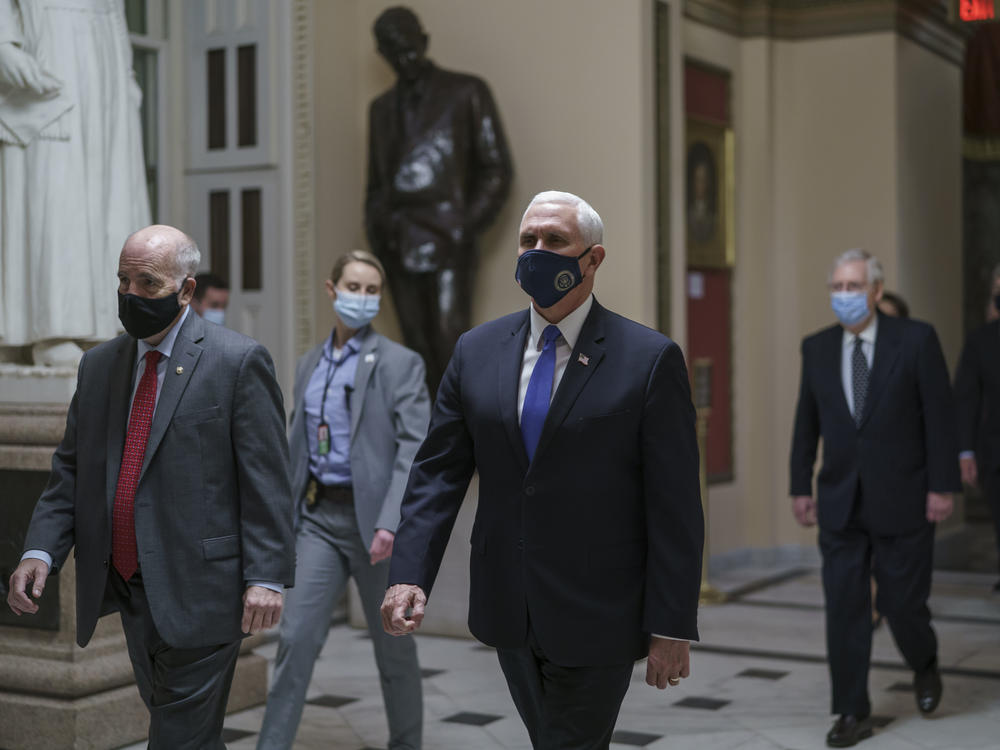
[982,474,1000,571]
[382,260,472,395]
[819,515,937,717]
[108,571,241,750]
[496,626,633,750]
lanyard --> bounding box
[319,338,352,426]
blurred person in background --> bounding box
[190,273,230,327]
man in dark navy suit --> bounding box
[790,249,960,748]
[954,266,1000,591]
[381,191,704,749]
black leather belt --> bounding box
[305,477,353,507]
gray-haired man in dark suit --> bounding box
[7,225,295,749]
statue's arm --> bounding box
[465,80,513,233]
[0,0,24,46]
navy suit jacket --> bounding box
[790,313,960,535]
[955,320,1000,477]
[388,299,704,667]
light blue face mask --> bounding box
[333,290,380,329]
[831,291,870,327]
[202,308,225,326]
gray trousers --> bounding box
[257,497,423,749]
[109,570,241,750]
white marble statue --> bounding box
[0,0,150,365]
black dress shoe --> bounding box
[826,715,873,747]
[915,662,942,714]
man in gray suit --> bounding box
[7,225,295,749]
[257,249,430,749]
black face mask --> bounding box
[118,290,182,340]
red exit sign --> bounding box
[959,0,996,21]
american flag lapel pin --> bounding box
[577,353,589,366]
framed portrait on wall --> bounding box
[685,117,734,269]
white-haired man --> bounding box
[381,191,704,749]
[7,225,295,749]
[790,249,960,747]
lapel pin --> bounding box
[578,353,590,366]
[365,353,376,363]
[175,366,184,375]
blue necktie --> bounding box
[522,324,561,462]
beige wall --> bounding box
[896,35,963,368]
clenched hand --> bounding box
[792,495,817,527]
[369,529,395,565]
[242,585,283,634]
[381,583,426,636]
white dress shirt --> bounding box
[518,296,594,420]
[840,315,877,418]
[24,306,280,593]
[517,296,683,642]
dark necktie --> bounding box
[852,336,869,427]
[112,350,162,580]
[521,325,561,463]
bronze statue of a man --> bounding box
[365,6,512,393]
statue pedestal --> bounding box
[0,363,78,405]
[0,400,267,750]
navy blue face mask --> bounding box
[515,246,593,308]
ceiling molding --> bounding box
[684,0,966,65]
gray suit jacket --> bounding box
[288,327,430,547]
[23,312,295,648]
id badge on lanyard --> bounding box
[317,422,331,455]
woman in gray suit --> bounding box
[258,250,430,750]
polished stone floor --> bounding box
[120,548,1000,749]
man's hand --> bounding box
[792,495,817,527]
[7,558,50,616]
[961,456,978,488]
[926,491,954,523]
[381,583,426,636]
[646,638,690,689]
[0,43,61,95]
[241,585,283,634]
[369,529,395,565]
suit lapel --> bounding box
[295,344,324,439]
[106,335,137,516]
[532,303,607,464]
[860,313,900,427]
[350,329,378,442]
[822,327,854,426]
[139,314,204,481]
[499,311,531,472]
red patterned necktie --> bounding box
[112,350,162,580]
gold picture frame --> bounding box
[685,117,734,269]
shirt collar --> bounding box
[528,294,594,351]
[842,313,878,348]
[323,326,367,360]
[137,305,190,364]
